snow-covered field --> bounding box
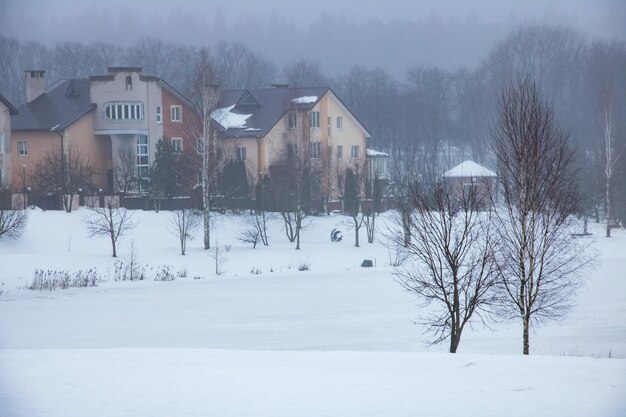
[0,208,625,416]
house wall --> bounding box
[0,102,12,188]
[11,111,107,192]
[90,71,163,169]
[325,92,368,200]
[64,112,108,190]
[10,130,57,191]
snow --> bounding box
[211,105,252,129]
[291,95,318,104]
[0,209,625,416]
[443,160,497,177]
[366,148,389,157]
[244,127,261,131]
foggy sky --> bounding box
[1,0,624,76]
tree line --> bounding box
[1,25,625,226]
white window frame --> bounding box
[336,145,343,159]
[171,137,183,153]
[336,116,343,130]
[310,141,321,159]
[288,112,297,129]
[309,111,320,128]
[156,106,162,123]
[171,105,182,123]
[18,140,28,156]
[351,145,360,159]
[103,102,144,121]
[136,136,149,181]
[237,147,246,161]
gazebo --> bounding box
[443,160,497,208]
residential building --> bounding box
[11,71,107,195]
[0,93,18,189]
[212,86,371,209]
[11,67,201,198]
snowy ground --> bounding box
[0,208,625,416]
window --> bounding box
[136,136,149,180]
[196,138,205,154]
[171,105,182,123]
[336,145,343,159]
[351,145,360,159]
[104,102,144,121]
[18,140,28,156]
[336,116,343,130]
[309,111,320,128]
[236,147,246,161]
[0,133,4,154]
[171,138,183,153]
[125,75,132,90]
[288,112,297,129]
[310,141,320,159]
[156,106,162,123]
[288,143,297,159]
[328,117,332,136]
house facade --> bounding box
[0,93,18,189]
[10,72,107,196]
[10,67,201,198]
[9,68,370,210]
[212,87,371,208]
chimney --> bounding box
[25,70,47,103]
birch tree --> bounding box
[491,78,594,355]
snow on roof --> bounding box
[366,149,389,157]
[443,160,496,178]
[291,96,318,104]
[244,128,261,131]
[211,105,252,129]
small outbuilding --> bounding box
[443,160,497,209]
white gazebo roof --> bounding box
[443,160,496,178]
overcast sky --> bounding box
[1,0,624,75]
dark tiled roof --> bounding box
[215,87,329,138]
[0,93,18,115]
[11,79,95,131]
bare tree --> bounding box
[343,166,364,247]
[392,181,499,353]
[282,59,328,87]
[114,146,137,195]
[32,144,96,213]
[491,78,594,355]
[170,209,200,255]
[0,207,28,240]
[187,48,222,250]
[272,150,315,250]
[84,198,136,257]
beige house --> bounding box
[213,87,371,206]
[10,71,107,196]
[0,93,18,189]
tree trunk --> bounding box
[449,332,460,353]
[354,217,360,247]
[111,234,117,258]
[203,208,211,249]
[402,209,411,247]
[522,315,530,355]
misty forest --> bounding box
[1,24,624,224]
